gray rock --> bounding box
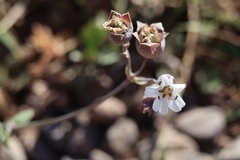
[137,138,152,160]
[151,123,199,159]
[89,149,114,160]
[0,136,27,160]
[217,135,240,160]
[18,128,58,160]
[164,150,216,160]
[106,117,139,156]
[90,96,127,125]
[65,125,100,157]
[157,123,198,150]
[42,121,72,152]
[175,106,226,140]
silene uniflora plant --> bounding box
[0,10,186,146]
[102,10,186,116]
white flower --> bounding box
[144,75,186,115]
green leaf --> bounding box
[0,122,12,146]
[0,23,24,61]
[11,109,35,124]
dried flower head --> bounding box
[102,10,133,45]
[133,21,168,59]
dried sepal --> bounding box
[138,97,155,116]
[133,21,168,59]
[102,10,133,45]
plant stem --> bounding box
[13,57,148,130]
[132,58,148,76]
[13,43,149,130]
[14,79,130,130]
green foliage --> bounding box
[11,108,35,125]
[194,67,223,94]
[79,11,108,62]
[0,23,24,61]
[227,106,240,122]
[0,123,11,146]
[98,45,120,66]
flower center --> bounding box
[159,85,173,98]
[139,24,160,43]
[103,15,128,34]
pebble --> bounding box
[65,124,100,157]
[164,150,216,160]
[175,106,226,140]
[137,137,152,160]
[89,149,114,160]
[151,123,199,159]
[90,96,127,125]
[217,135,240,160]
[18,128,58,160]
[106,117,139,156]
[0,136,27,160]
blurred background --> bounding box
[0,0,240,160]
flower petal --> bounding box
[169,75,174,86]
[136,21,145,31]
[172,84,186,96]
[144,86,158,98]
[132,32,140,42]
[109,10,120,19]
[174,95,185,108]
[121,12,131,26]
[160,39,166,50]
[160,75,169,88]
[152,99,162,112]
[159,99,168,114]
[152,22,164,31]
[169,100,182,112]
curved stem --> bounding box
[13,47,149,130]
[132,58,148,76]
[14,79,130,130]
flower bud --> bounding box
[138,97,155,116]
[101,10,133,46]
[133,21,168,59]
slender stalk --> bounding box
[13,41,149,130]
[14,79,130,130]
[132,58,148,76]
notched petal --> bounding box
[152,99,162,112]
[174,95,186,108]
